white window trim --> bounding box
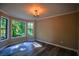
[0,16,9,42]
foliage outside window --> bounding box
[0,17,34,39]
[12,20,26,37]
[0,16,7,40]
[27,22,34,38]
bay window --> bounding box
[0,17,34,40]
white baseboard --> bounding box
[37,39,78,52]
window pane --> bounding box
[12,20,25,37]
[27,29,33,36]
[0,16,7,40]
[27,22,33,29]
[1,29,6,39]
[1,18,6,28]
[27,22,34,37]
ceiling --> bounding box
[0,3,78,20]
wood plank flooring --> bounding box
[36,41,78,56]
[0,41,78,56]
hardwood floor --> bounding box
[37,44,78,56]
[36,41,78,56]
[0,41,78,56]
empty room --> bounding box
[0,3,79,56]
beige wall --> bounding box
[0,11,27,48]
[37,12,78,50]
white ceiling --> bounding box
[0,3,78,20]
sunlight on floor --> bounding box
[0,41,42,56]
[33,42,42,48]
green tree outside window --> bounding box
[12,20,25,37]
[27,22,34,38]
[0,16,7,40]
